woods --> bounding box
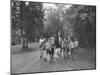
[11,1,44,46]
[11,1,96,48]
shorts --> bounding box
[46,48,51,54]
[50,47,54,55]
[70,48,75,55]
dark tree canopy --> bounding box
[69,5,96,48]
[20,1,44,41]
[11,1,44,44]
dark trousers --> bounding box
[50,47,54,58]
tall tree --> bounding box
[20,1,44,42]
[68,5,96,48]
[11,1,44,46]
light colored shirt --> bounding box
[69,41,75,49]
[50,37,55,45]
[39,39,44,45]
[74,41,79,47]
[45,41,51,49]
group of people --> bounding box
[39,32,79,63]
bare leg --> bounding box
[40,50,43,58]
[60,48,62,57]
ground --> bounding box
[11,43,96,74]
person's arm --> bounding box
[39,39,42,45]
[41,42,46,49]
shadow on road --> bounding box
[12,47,39,55]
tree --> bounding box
[53,4,96,48]
[68,5,96,48]
[11,1,44,47]
[20,2,44,42]
[43,4,69,37]
[11,0,21,45]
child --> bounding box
[69,40,75,56]
[74,38,79,50]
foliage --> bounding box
[68,5,96,48]
[11,1,96,48]
[11,1,44,44]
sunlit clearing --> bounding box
[25,2,29,6]
[43,3,57,9]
